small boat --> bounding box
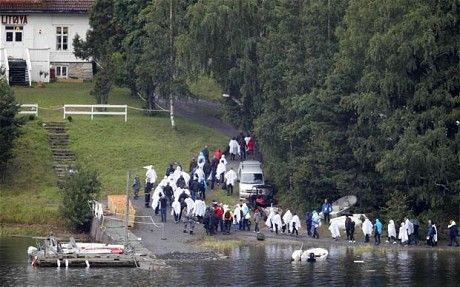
[301,248,328,261]
[292,248,328,262]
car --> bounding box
[238,160,264,199]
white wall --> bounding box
[0,13,90,81]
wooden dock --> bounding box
[33,253,137,268]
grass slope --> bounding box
[1,82,227,235]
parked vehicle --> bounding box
[238,160,264,199]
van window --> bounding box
[240,173,263,184]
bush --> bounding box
[67,116,73,122]
[60,168,101,232]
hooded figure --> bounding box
[282,210,293,234]
[194,199,206,222]
[145,165,158,186]
[448,220,459,247]
[405,218,414,244]
[184,197,195,216]
[374,219,383,245]
[399,222,409,244]
[220,154,228,166]
[216,159,227,183]
[229,138,240,160]
[197,152,206,169]
[194,167,205,183]
[272,212,282,234]
[173,166,182,183]
[171,200,181,223]
[388,220,397,243]
[329,220,340,240]
[311,211,320,238]
[362,218,373,243]
[290,213,301,236]
[266,207,275,230]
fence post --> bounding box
[91,106,94,120]
[63,105,66,119]
[124,105,127,122]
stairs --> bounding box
[8,59,28,86]
[43,122,76,186]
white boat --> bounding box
[27,236,124,261]
[292,248,328,262]
[301,248,328,261]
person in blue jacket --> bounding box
[321,199,332,224]
[374,219,383,245]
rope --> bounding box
[127,106,168,113]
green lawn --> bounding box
[1,82,228,235]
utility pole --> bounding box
[169,0,176,129]
[124,171,130,248]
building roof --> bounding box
[0,0,93,14]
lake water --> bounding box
[1,237,460,286]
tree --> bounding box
[0,77,23,179]
[60,169,101,232]
[73,0,118,104]
[178,0,263,129]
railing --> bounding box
[19,104,38,117]
[63,105,128,122]
[25,48,32,86]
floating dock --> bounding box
[33,254,137,268]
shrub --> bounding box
[60,168,101,232]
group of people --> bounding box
[228,133,256,161]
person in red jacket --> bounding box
[213,149,223,161]
[247,137,255,155]
[214,204,225,233]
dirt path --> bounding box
[173,98,239,137]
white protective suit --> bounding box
[283,210,293,229]
[225,169,238,186]
[145,166,157,184]
[290,215,301,233]
[405,219,414,237]
[229,139,239,156]
[194,167,205,182]
[388,220,397,238]
[171,200,181,216]
[362,218,373,236]
[173,166,182,183]
[272,213,282,229]
[184,197,195,216]
[399,222,408,243]
[432,224,438,243]
[329,220,340,239]
[216,160,227,179]
[234,206,241,224]
[150,184,163,210]
[220,155,228,166]
[194,199,206,217]
[265,207,275,228]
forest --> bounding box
[73,0,459,224]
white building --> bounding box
[0,0,93,85]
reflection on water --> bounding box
[1,237,460,286]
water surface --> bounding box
[1,237,459,286]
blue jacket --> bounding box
[322,203,332,214]
[374,219,383,234]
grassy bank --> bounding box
[1,82,228,235]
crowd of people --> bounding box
[133,133,258,234]
[133,134,459,248]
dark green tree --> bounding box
[73,0,118,104]
[60,169,101,232]
[0,78,23,179]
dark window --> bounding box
[6,32,13,42]
[15,32,22,42]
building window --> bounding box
[56,66,68,78]
[5,26,23,42]
[56,26,68,50]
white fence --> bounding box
[63,104,128,122]
[19,104,38,117]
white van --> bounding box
[238,160,264,199]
